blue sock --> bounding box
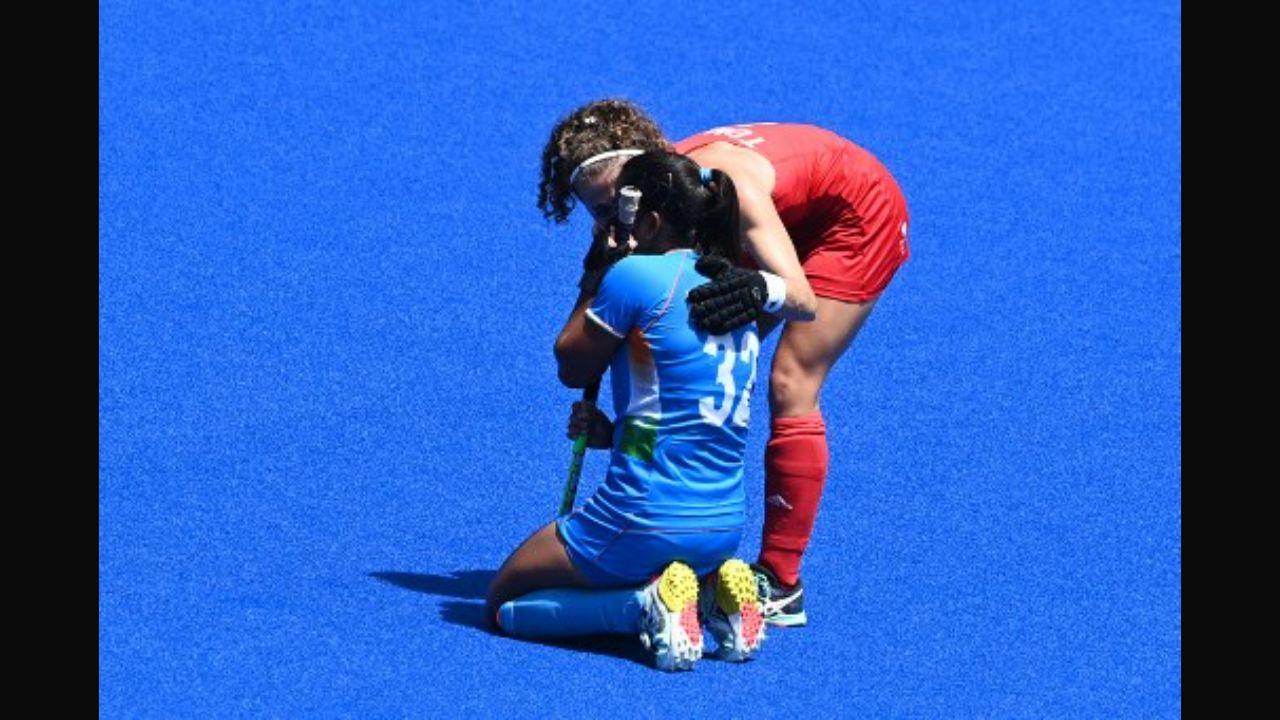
[497,587,645,639]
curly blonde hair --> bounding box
[538,99,670,223]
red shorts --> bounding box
[798,173,910,304]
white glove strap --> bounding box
[760,271,787,314]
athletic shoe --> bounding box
[638,561,703,671]
[752,563,807,627]
[699,558,765,661]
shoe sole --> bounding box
[712,559,764,661]
[763,610,807,627]
[645,562,702,671]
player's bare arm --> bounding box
[689,143,818,321]
[554,299,623,388]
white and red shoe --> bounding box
[638,561,703,671]
[700,559,766,661]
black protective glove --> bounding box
[578,224,631,296]
[687,255,768,334]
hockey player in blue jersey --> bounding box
[485,151,765,671]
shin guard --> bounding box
[757,411,829,587]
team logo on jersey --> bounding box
[619,416,657,462]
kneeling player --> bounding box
[485,151,765,670]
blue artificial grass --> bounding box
[100,1,1180,715]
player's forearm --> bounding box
[745,238,817,321]
[773,272,817,321]
[555,349,598,389]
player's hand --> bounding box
[687,255,767,334]
[567,401,614,449]
[578,224,633,295]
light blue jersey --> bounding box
[581,249,760,529]
[558,248,760,584]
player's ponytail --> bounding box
[693,168,742,262]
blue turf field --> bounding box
[99,1,1181,716]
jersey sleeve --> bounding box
[586,256,658,339]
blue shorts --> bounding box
[557,509,743,586]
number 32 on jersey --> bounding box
[700,330,760,428]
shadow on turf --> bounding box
[369,570,495,599]
[370,569,651,666]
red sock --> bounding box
[757,411,828,587]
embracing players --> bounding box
[538,99,911,626]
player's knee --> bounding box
[494,601,516,634]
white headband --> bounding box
[567,149,644,187]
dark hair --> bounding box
[615,151,742,262]
[538,99,670,223]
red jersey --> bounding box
[674,123,910,303]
